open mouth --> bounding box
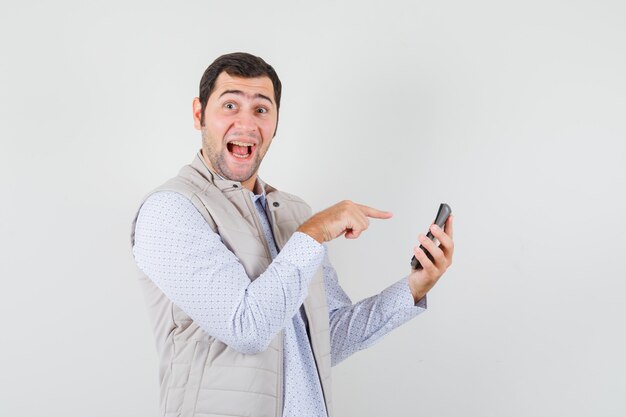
[227,140,257,159]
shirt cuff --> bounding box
[373,277,428,321]
[274,231,326,272]
[388,277,427,309]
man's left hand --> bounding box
[408,215,455,303]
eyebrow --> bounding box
[218,90,274,105]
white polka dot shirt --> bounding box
[133,191,426,417]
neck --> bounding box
[200,149,258,192]
[241,176,257,192]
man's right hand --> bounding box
[297,200,393,244]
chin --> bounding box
[222,167,254,183]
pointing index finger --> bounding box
[357,204,393,219]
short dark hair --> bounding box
[198,52,282,126]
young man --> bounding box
[131,52,454,417]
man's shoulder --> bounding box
[131,190,209,247]
[155,166,210,197]
[137,191,205,230]
[135,173,204,218]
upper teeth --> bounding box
[230,141,253,146]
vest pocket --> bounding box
[180,341,211,417]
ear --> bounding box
[192,97,203,130]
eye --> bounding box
[256,107,268,114]
[224,102,237,110]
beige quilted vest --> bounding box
[131,153,333,417]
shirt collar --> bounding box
[250,185,267,207]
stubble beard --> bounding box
[201,128,263,183]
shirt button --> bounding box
[273,202,280,207]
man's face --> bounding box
[193,72,278,190]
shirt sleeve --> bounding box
[132,191,325,354]
[322,251,427,366]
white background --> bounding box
[1,1,625,416]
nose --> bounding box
[233,110,257,132]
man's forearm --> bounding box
[322,251,427,366]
